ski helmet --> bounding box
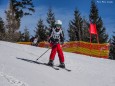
[55,20,62,25]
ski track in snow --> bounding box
[0,43,39,58]
[0,64,28,86]
[0,72,29,86]
[1,41,115,86]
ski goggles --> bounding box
[56,24,61,27]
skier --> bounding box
[32,36,39,46]
[48,20,65,68]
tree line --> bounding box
[0,0,115,59]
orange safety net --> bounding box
[38,41,109,59]
[17,41,109,59]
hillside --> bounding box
[0,41,115,86]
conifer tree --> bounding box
[82,17,90,42]
[17,28,30,42]
[68,9,83,41]
[5,0,35,42]
[89,0,108,43]
[0,17,5,40]
[5,0,20,41]
[35,19,47,42]
[109,32,115,60]
[23,26,30,42]
[68,22,77,41]
[17,31,24,42]
[9,0,35,20]
[46,8,56,37]
[46,8,56,28]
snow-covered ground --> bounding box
[0,41,115,86]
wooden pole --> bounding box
[96,34,100,57]
[90,33,92,57]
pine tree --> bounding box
[17,28,30,42]
[10,0,35,20]
[17,31,24,42]
[68,22,77,41]
[68,8,83,41]
[5,0,35,42]
[23,26,30,42]
[5,0,20,42]
[82,17,90,42]
[46,8,56,38]
[35,19,47,42]
[0,17,5,40]
[109,32,115,60]
[46,8,56,28]
[89,0,108,43]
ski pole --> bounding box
[36,42,58,61]
[36,47,51,61]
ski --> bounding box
[16,57,71,71]
[43,63,59,70]
[63,68,71,72]
[57,66,71,72]
[16,57,59,70]
[43,63,71,71]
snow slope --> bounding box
[0,41,115,86]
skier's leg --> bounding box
[57,44,65,68]
[48,44,57,66]
[49,43,57,61]
[57,44,65,63]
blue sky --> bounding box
[0,0,115,40]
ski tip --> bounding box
[67,70,71,72]
[36,59,38,61]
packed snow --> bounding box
[0,41,115,86]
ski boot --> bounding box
[47,60,54,66]
[58,63,65,68]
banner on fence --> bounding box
[17,41,109,58]
[38,41,109,58]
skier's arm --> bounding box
[60,30,64,45]
[48,28,53,43]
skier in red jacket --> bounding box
[48,20,65,68]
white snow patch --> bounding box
[0,41,115,86]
